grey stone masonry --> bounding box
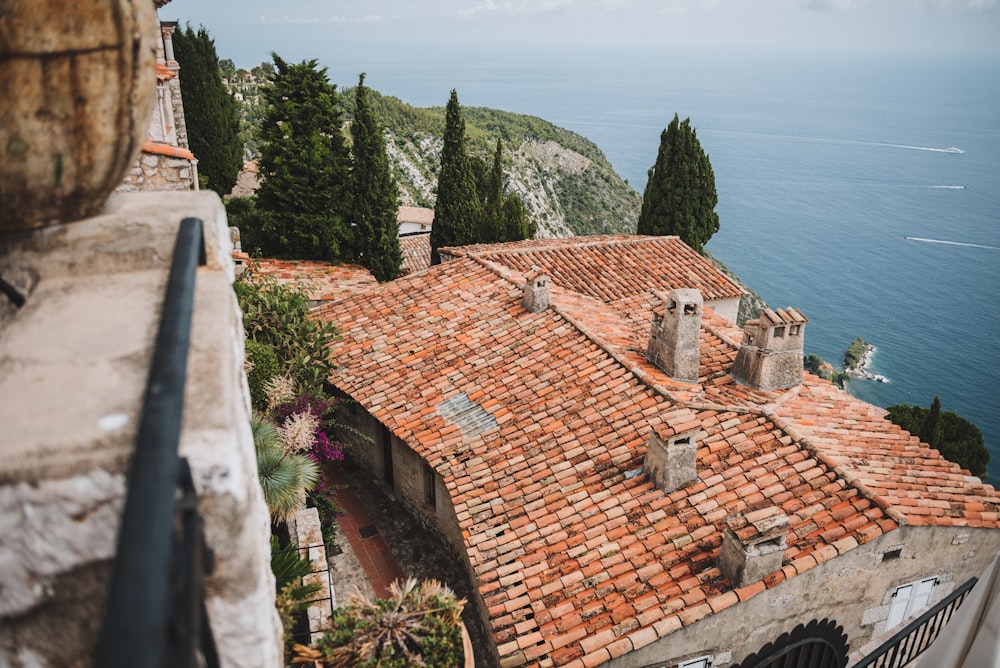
[0,191,281,667]
[643,425,699,494]
[719,507,789,587]
[731,307,808,390]
[647,288,703,382]
[522,268,550,313]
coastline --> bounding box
[844,343,888,383]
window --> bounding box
[774,326,786,338]
[423,461,436,508]
[886,577,937,630]
[679,657,711,668]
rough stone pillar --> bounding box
[719,507,789,587]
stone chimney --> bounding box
[719,507,789,587]
[647,288,703,383]
[522,269,550,313]
[643,423,699,493]
[731,307,808,390]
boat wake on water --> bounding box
[875,143,965,154]
[905,237,1000,251]
[926,185,966,189]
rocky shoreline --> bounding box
[844,343,888,383]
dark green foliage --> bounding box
[638,114,720,252]
[245,340,280,411]
[430,90,483,264]
[919,395,943,450]
[351,73,402,282]
[255,54,353,261]
[887,398,989,479]
[172,25,243,195]
[803,353,849,388]
[474,139,534,244]
[218,58,236,78]
[234,273,340,395]
[844,337,869,369]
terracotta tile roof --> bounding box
[141,139,194,161]
[244,257,376,302]
[399,232,432,275]
[314,247,1000,667]
[397,206,435,226]
[440,235,745,303]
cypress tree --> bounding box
[473,138,534,244]
[351,73,402,282]
[919,395,944,450]
[172,25,242,195]
[256,54,353,260]
[638,113,720,253]
[430,90,482,264]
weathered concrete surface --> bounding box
[0,191,281,667]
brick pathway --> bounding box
[325,468,404,599]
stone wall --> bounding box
[603,525,1000,668]
[0,191,281,667]
[119,149,195,192]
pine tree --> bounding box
[350,73,402,282]
[638,113,720,253]
[255,55,353,260]
[430,90,483,264]
[172,25,242,195]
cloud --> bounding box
[258,13,387,25]
[458,0,573,19]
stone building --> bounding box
[118,6,198,192]
[313,234,1000,667]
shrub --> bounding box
[246,340,281,411]
[294,578,465,667]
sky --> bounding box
[161,0,1000,70]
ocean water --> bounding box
[323,46,1000,482]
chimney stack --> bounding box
[647,288,703,383]
[719,507,789,587]
[643,422,699,493]
[522,269,550,313]
[731,307,808,390]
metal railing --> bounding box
[94,218,218,668]
[854,576,978,668]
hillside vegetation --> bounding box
[340,88,642,237]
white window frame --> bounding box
[679,657,711,668]
[886,577,937,630]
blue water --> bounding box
[320,45,1000,482]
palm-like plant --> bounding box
[252,412,320,523]
[294,578,466,667]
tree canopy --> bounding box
[887,396,989,479]
[254,54,353,260]
[350,73,402,282]
[172,24,242,195]
[430,90,483,265]
[637,113,719,253]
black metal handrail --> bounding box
[854,576,979,668]
[94,218,216,668]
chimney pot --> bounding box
[719,508,789,587]
[643,424,698,493]
[522,269,550,313]
[732,307,808,390]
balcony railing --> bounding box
[94,218,218,668]
[854,576,978,668]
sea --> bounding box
[320,45,1000,482]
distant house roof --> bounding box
[440,235,745,303]
[397,206,435,226]
[315,241,999,667]
[141,139,194,161]
[243,257,377,303]
[399,232,432,275]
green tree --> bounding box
[255,54,353,261]
[887,398,989,479]
[430,90,482,264]
[351,73,402,281]
[172,25,243,195]
[637,113,720,253]
[471,138,534,245]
